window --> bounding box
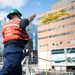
[52,49,64,54]
[67,48,75,53]
[52,41,62,46]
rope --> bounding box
[33,54,75,62]
[33,54,75,71]
[44,24,50,75]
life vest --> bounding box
[2,18,30,44]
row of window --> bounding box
[38,31,75,40]
[40,44,48,47]
[38,21,75,33]
[52,42,62,46]
[62,4,75,12]
[52,48,75,54]
[38,4,75,21]
[68,39,75,44]
[67,48,75,53]
[40,42,62,47]
[38,14,75,27]
[52,49,64,54]
[50,14,75,24]
[40,39,75,47]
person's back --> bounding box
[3,18,29,49]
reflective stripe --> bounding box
[5,33,11,37]
[5,30,12,33]
[3,24,19,29]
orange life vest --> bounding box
[2,18,30,44]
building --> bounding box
[0,18,6,48]
[0,18,6,64]
[25,23,38,64]
[26,23,38,51]
[38,0,75,71]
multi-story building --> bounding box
[26,23,38,51]
[25,23,38,64]
[38,0,75,71]
[0,18,6,48]
[0,18,6,65]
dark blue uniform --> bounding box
[0,18,29,75]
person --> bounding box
[0,9,36,75]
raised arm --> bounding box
[28,13,36,23]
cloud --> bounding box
[0,12,7,20]
[33,0,41,6]
[0,0,28,9]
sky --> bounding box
[0,0,59,24]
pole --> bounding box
[26,56,29,75]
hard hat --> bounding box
[7,9,22,19]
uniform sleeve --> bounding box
[20,18,29,30]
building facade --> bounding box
[38,0,75,71]
[26,23,38,51]
[0,18,6,64]
[25,23,38,64]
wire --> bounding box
[33,54,75,62]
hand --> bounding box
[32,13,36,17]
[28,13,36,23]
